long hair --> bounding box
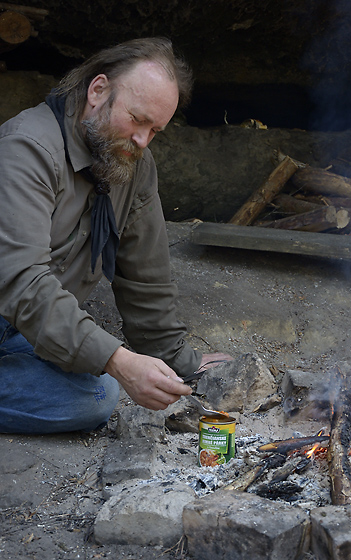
[55,37,193,117]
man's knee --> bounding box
[79,373,120,431]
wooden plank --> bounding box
[190,222,351,260]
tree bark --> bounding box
[228,156,299,226]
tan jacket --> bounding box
[0,102,201,376]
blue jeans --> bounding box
[0,316,119,434]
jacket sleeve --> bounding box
[0,117,122,375]
[112,149,202,377]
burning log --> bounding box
[257,434,330,455]
[224,453,286,492]
[228,156,299,226]
[328,367,351,505]
[254,206,350,233]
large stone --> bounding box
[281,368,333,420]
[102,439,157,486]
[311,505,351,560]
[94,480,196,546]
[183,490,310,560]
[115,404,168,443]
[196,353,276,413]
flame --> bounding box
[305,429,327,459]
[306,442,320,459]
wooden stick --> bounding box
[228,156,298,225]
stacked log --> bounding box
[0,3,48,54]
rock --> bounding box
[311,505,351,560]
[94,480,196,547]
[281,368,333,421]
[102,439,157,486]
[196,353,276,413]
[115,404,168,443]
[183,490,310,560]
[164,398,199,433]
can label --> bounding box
[198,416,236,467]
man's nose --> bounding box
[131,128,153,149]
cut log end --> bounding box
[0,10,31,44]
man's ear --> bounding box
[86,74,110,110]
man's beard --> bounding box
[82,103,143,188]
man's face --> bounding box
[82,60,179,186]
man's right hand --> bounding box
[104,346,192,411]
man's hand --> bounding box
[104,346,192,410]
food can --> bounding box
[198,415,236,467]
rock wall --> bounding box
[2,70,351,222]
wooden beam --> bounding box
[190,222,351,260]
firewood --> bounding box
[319,196,351,209]
[0,3,48,21]
[224,453,286,491]
[228,156,299,226]
[292,166,351,198]
[328,367,351,505]
[0,10,31,44]
[271,193,323,214]
[257,434,330,454]
[256,206,350,233]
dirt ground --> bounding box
[1,221,351,559]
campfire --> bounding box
[93,357,351,559]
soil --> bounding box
[1,221,351,559]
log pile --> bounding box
[229,155,351,235]
[191,152,351,260]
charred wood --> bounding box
[257,434,330,455]
[224,453,286,492]
[255,480,303,500]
